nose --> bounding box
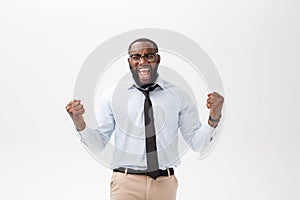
[139,56,147,64]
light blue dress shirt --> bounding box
[78,75,217,170]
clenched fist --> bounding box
[206,92,224,127]
[65,99,86,131]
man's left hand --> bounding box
[206,92,224,127]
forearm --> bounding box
[77,125,110,153]
[190,123,217,153]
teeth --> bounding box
[139,68,149,72]
[138,68,150,79]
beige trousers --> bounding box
[110,172,178,200]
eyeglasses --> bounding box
[129,53,157,63]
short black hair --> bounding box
[128,38,158,54]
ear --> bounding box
[156,54,161,64]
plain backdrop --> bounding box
[1,0,299,199]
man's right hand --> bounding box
[65,99,86,131]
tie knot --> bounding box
[136,84,158,97]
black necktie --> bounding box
[137,84,160,180]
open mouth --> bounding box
[138,67,151,80]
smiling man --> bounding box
[128,38,160,87]
[66,38,224,200]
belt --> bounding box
[113,167,174,177]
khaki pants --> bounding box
[110,172,178,200]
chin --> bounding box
[139,81,150,86]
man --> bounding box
[66,38,224,200]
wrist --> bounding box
[208,114,221,128]
[209,114,221,123]
[75,121,86,131]
[208,120,218,128]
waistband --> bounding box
[113,167,174,177]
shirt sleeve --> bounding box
[76,88,115,153]
[178,90,218,156]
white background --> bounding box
[1,0,299,199]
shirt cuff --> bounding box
[76,125,93,141]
